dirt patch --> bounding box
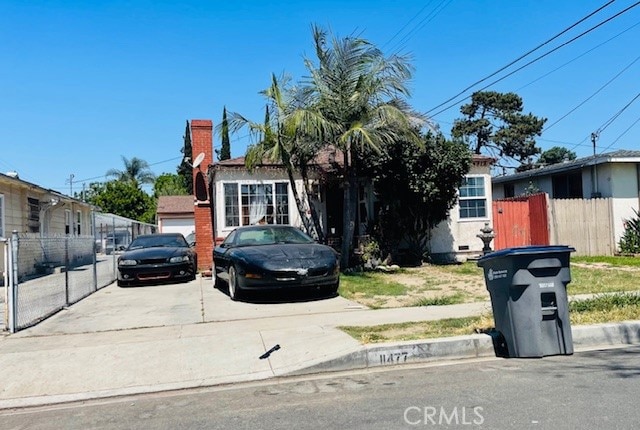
[352,264,490,309]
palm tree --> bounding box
[301,25,428,267]
[226,74,327,240]
[106,156,156,187]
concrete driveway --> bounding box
[15,275,366,337]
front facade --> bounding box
[0,172,96,282]
[492,150,640,248]
[189,118,495,265]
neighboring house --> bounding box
[0,171,96,281]
[156,195,195,238]
[491,150,640,249]
[189,119,495,265]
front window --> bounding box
[27,197,40,233]
[224,183,240,227]
[76,211,82,235]
[65,209,71,235]
[552,171,583,198]
[224,182,290,227]
[459,176,487,219]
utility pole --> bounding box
[66,173,75,197]
[590,132,600,198]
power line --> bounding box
[516,20,640,93]
[545,54,640,131]
[429,0,640,118]
[386,0,454,55]
[595,91,640,135]
[382,0,439,50]
[426,0,624,115]
[600,114,640,153]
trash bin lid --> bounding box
[477,245,575,266]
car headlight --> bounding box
[119,259,137,266]
[169,255,190,263]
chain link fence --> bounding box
[2,213,155,332]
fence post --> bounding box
[1,238,8,331]
[92,210,97,292]
[9,231,19,333]
[65,236,70,306]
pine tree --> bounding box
[218,106,231,161]
[177,120,193,194]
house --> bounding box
[0,171,97,281]
[427,155,495,262]
[188,119,496,266]
[156,195,195,238]
[491,150,640,249]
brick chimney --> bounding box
[190,119,214,272]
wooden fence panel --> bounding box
[493,198,530,249]
[493,193,550,250]
[549,198,615,256]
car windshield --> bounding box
[128,235,188,250]
[234,227,314,246]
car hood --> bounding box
[234,244,336,263]
[121,247,185,260]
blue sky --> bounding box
[2,0,639,194]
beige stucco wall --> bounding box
[429,163,493,261]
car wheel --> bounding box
[212,262,218,289]
[326,281,339,297]
[228,265,242,301]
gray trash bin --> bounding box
[477,245,575,358]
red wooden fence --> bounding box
[492,193,550,250]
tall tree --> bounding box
[517,146,577,172]
[227,74,326,240]
[154,173,189,197]
[302,25,427,267]
[451,91,546,168]
[217,107,232,161]
[177,120,194,194]
[105,156,156,187]
[537,146,577,166]
[363,132,471,263]
[85,180,155,223]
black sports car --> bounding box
[117,233,197,287]
[212,225,340,301]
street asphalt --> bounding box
[0,275,639,410]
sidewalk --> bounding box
[1,276,639,409]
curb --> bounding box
[1,321,639,411]
[288,321,640,377]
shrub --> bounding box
[619,209,640,254]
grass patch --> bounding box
[339,272,407,299]
[340,293,640,344]
[569,293,640,325]
[339,314,495,343]
[410,293,466,307]
[572,255,640,267]
[568,265,640,295]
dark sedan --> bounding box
[213,225,340,301]
[117,233,197,287]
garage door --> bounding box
[161,218,195,237]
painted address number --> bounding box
[379,352,409,365]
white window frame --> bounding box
[223,181,290,228]
[65,209,72,235]
[76,210,82,235]
[459,175,488,219]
